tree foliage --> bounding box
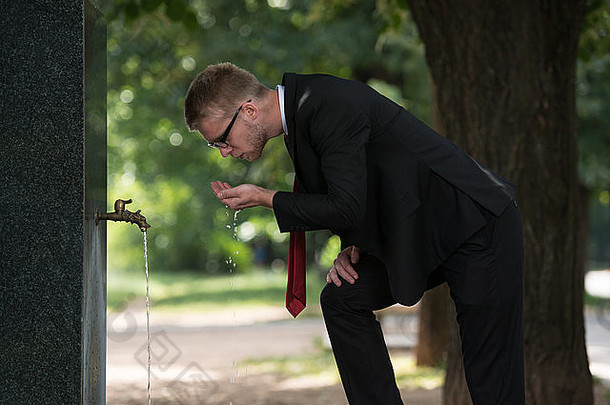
[576,0,610,268]
[98,0,608,275]
[98,0,429,274]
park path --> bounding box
[107,305,610,405]
[106,305,434,404]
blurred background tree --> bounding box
[98,0,608,277]
[98,0,432,276]
[578,0,610,271]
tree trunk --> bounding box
[443,301,473,405]
[406,1,592,404]
[416,82,451,368]
[416,283,450,366]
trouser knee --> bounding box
[320,283,351,315]
[321,254,396,317]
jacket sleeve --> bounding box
[273,99,370,233]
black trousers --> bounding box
[320,201,524,405]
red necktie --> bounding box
[286,180,306,317]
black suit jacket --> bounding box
[273,73,516,306]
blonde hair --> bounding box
[184,62,267,131]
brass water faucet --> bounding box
[96,199,151,232]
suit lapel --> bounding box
[282,73,309,191]
[281,73,297,162]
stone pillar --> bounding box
[0,1,107,404]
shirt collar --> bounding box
[276,84,288,135]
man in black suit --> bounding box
[185,62,525,405]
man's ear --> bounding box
[242,100,258,121]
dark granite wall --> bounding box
[0,1,107,404]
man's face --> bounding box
[198,104,267,162]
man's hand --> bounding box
[211,181,277,210]
[326,245,361,287]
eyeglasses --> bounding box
[207,100,251,149]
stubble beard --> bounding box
[245,121,268,161]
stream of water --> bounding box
[139,213,241,404]
[143,231,152,405]
[227,209,241,403]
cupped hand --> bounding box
[211,181,276,210]
[326,245,361,287]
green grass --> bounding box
[243,342,339,383]
[107,267,327,313]
[586,292,610,307]
[242,343,444,390]
[393,356,445,390]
